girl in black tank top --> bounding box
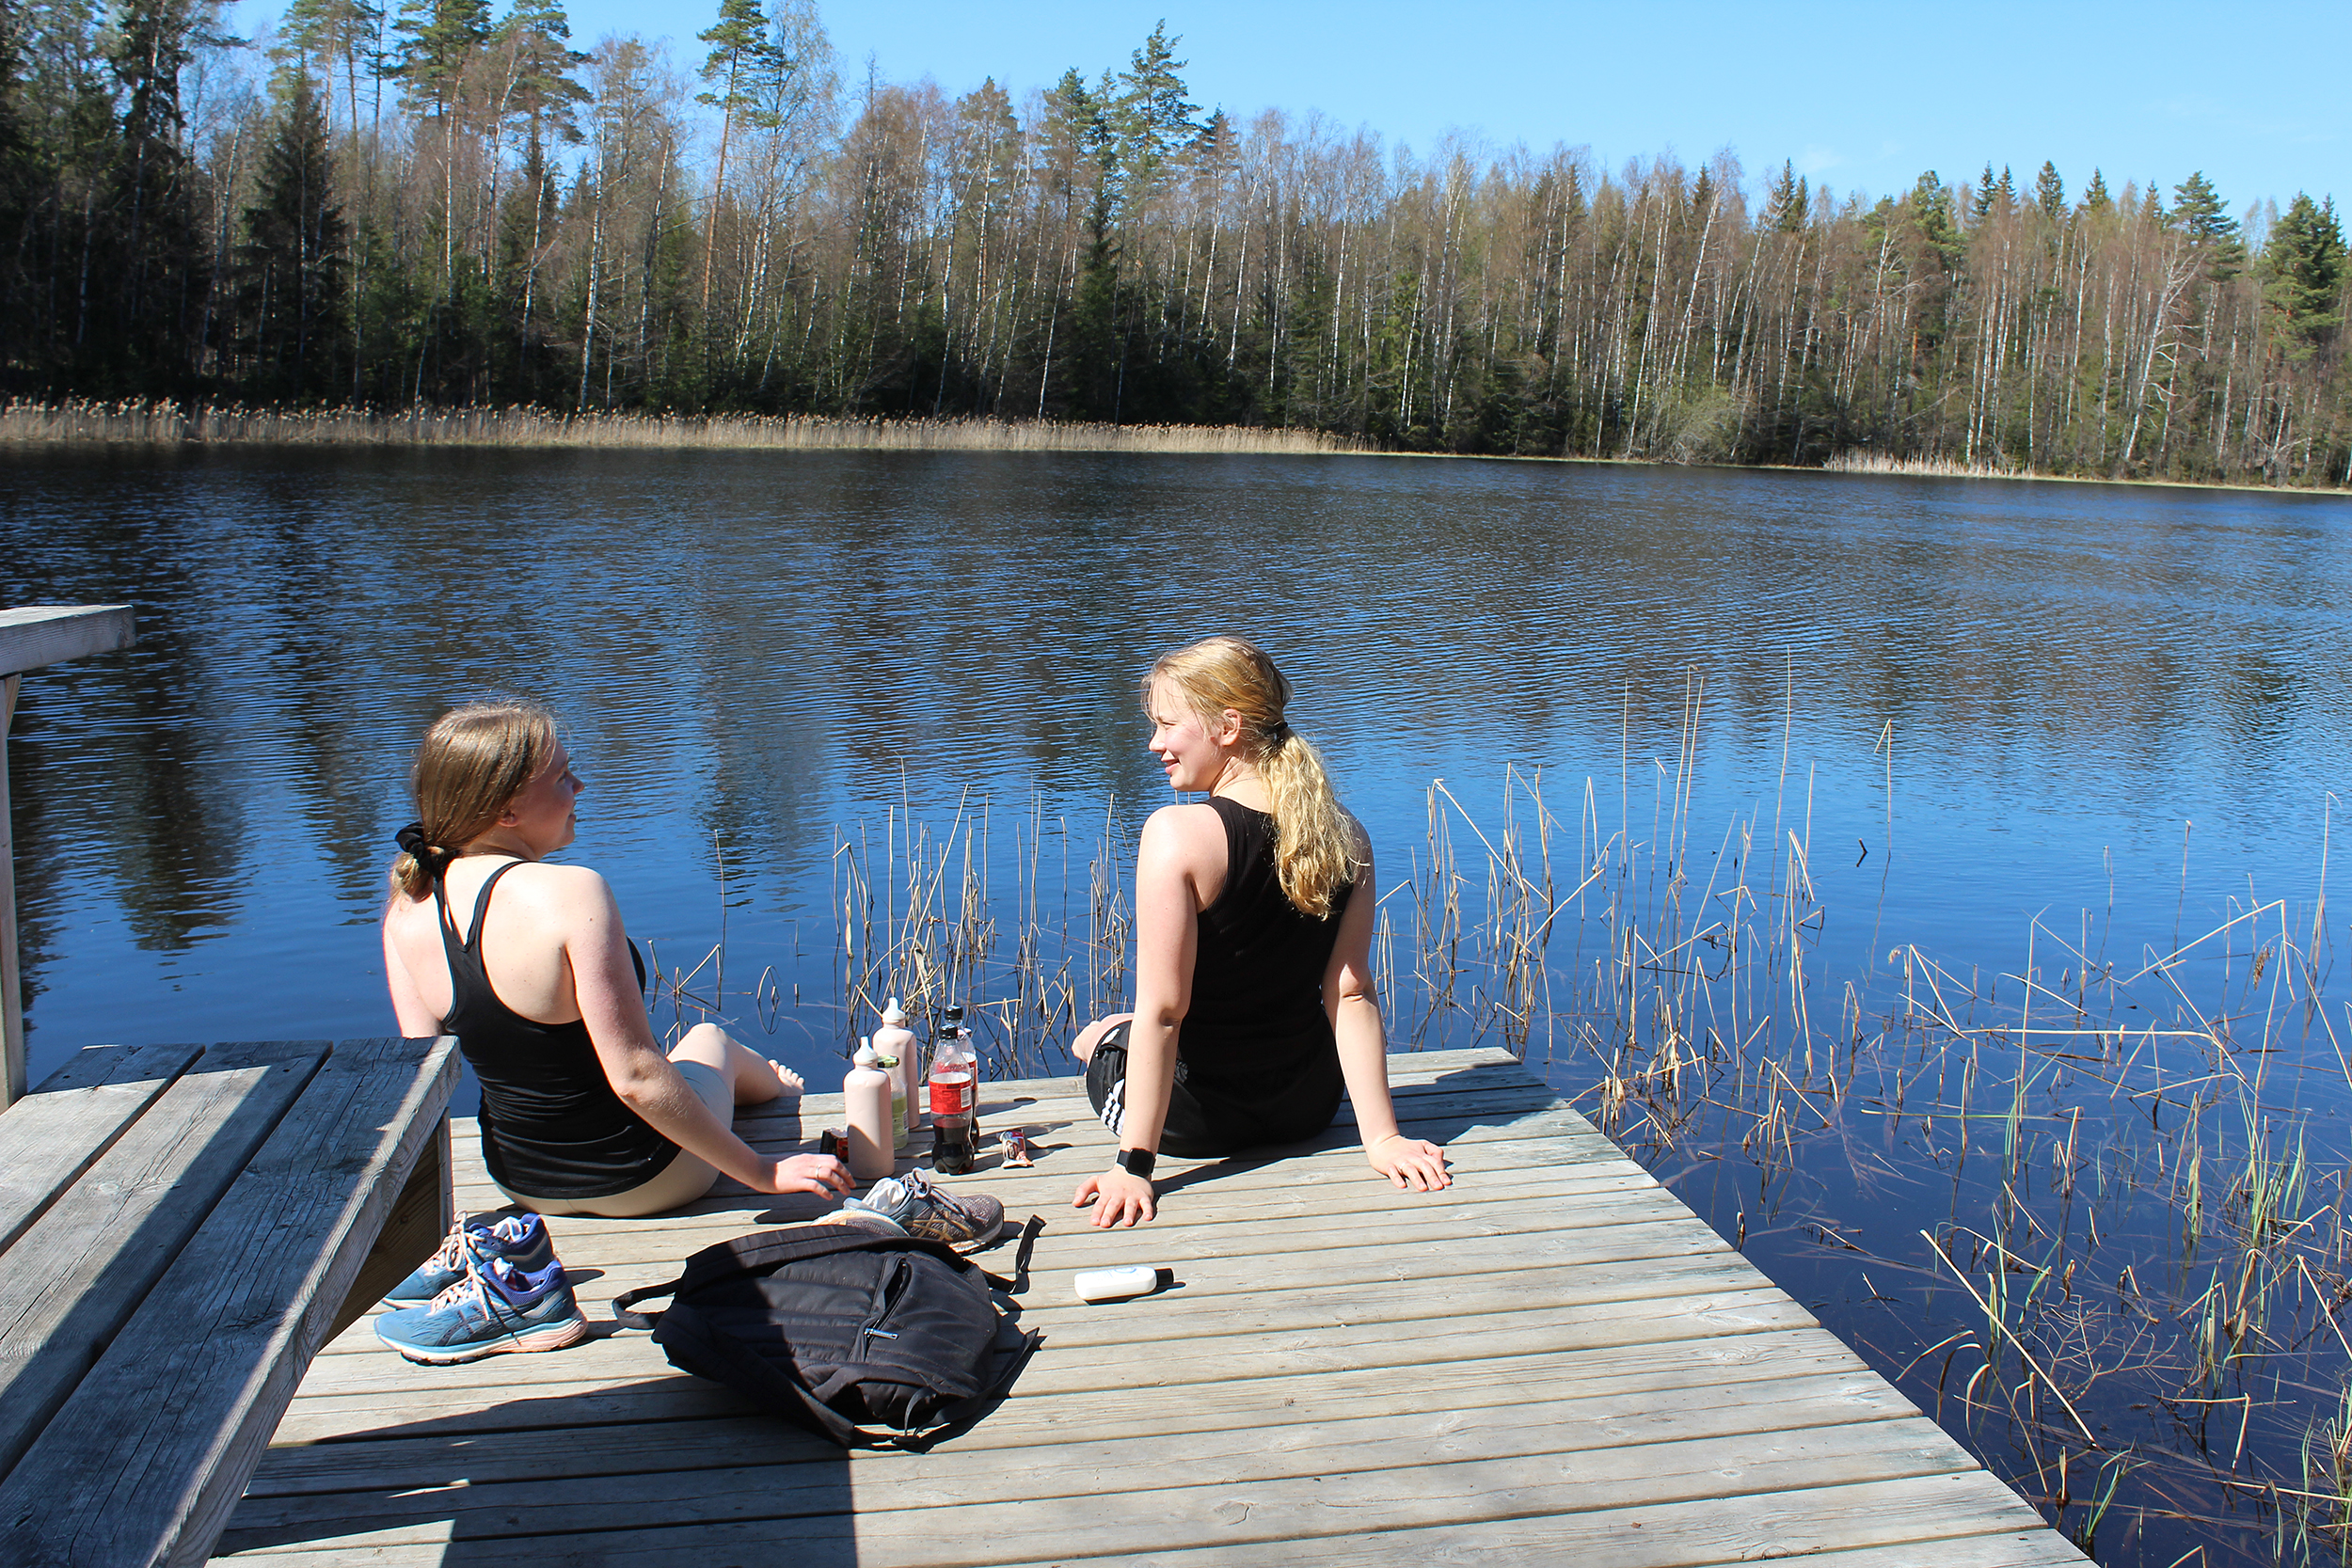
[435,862,675,1198]
[383,705,850,1219]
[1071,637,1453,1225]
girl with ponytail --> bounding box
[1072,637,1452,1227]
[382,703,850,1218]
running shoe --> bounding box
[383,1212,556,1304]
[374,1255,588,1364]
[840,1168,1004,1248]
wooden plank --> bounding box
[2,672,18,1105]
[326,1107,451,1341]
[0,1037,457,1568]
[0,1043,204,1251]
[0,606,135,1104]
[214,1459,2043,1567]
[218,1396,1958,1552]
[0,605,136,678]
[244,1345,1899,1494]
[0,1041,329,1481]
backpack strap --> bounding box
[977,1213,1044,1292]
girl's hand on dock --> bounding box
[1073,1165,1157,1227]
[765,1153,854,1197]
[1367,1133,1452,1193]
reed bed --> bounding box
[636,670,2342,1566]
[0,398,1359,454]
[1822,449,2024,479]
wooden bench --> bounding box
[0,1036,459,1566]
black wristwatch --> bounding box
[1115,1148,1157,1180]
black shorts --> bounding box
[1083,1020,1344,1159]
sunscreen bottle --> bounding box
[843,1039,895,1181]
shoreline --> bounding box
[4,399,2344,499]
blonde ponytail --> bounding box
[1146,636,1362,918]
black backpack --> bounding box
[612,1218,1041,1449]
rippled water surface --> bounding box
[5,448,2344,1082]
[9,448,2352,1565]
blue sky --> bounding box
[232,0,2345,218]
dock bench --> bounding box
[0,1036,460,1566]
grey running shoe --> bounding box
[842,1168,1004,1248]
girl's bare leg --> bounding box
[671,1022,804,1103]
[1072,1012,1135,1066]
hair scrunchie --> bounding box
[395,822,435,862]
[1271,720,1292,741]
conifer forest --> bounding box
[4,0,2347,485]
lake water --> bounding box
[7,449,2342,1080]
[7,448,2349,1565]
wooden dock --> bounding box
[215,1047,2083,1566]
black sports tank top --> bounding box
[435,861,674,1198]
[1179,796,1353,1091]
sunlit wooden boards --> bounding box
[219,1046,2084,1567]
[0,1037,458,1567]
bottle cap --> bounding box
[882,997,907,1025]
[853,1039,878,1068]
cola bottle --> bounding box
[929,1010,976,1174]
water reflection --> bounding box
[1,449,2345,1085]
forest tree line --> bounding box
[3,0,2347,485]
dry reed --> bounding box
[633,668,2344,1566]
[0,398,1359,455]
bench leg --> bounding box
[326,1114,451,1340]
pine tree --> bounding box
[2261,192,2345,361]
[234,73,349,399]
[2034,161,2064,222]
[1111,21,1195,211]
[1766,160,1806,232]
[392,0,490,117]
[2081,169,2110,214]
[100,0,209,389]
[2170,170,2246,280]
[1970,161,1995,223]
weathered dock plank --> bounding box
[216,1046,2080,1565]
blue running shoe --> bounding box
[383,1212,556,1304]
[374,1255,588,1364]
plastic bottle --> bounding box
[929,1010,976,1175]
[843,1039,896,1181]
[873,997,919,1140]
[874,1052,908,1152]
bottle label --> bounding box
[930,1073,971,1117]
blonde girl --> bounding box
[1072,637,1452,1227]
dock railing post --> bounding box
[1,605,135,1107]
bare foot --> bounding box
[767,1060,805,1096]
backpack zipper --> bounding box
[858,1257,914,1352]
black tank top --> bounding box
[435,861,674,1198]
[1180,796,1353,1092]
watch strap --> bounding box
[1115,1148,1157,1179]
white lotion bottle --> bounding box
[1074,1265,1160,1303]
[873,997,920,1139]
[843,1039,896,1182]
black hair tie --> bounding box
[1272,720,1292,740]
[395,822,435,861]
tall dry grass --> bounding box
[1822,449,2022,479]
[0,398,1360,455]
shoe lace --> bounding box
[424,1213,485,1275]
